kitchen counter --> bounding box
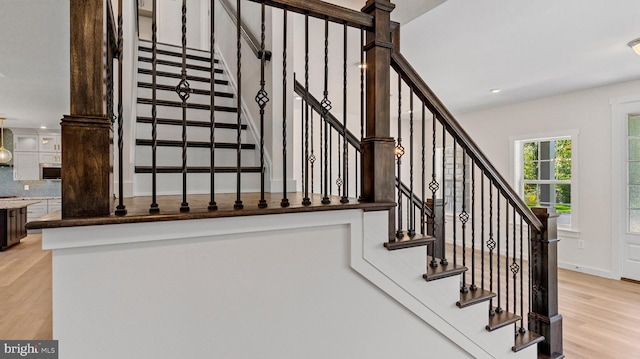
[0,200,42,209]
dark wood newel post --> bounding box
[530,207,564,359]
[63,0,113,218]
[361,0,396,240]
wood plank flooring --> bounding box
[2,233,640,358]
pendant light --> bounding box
[0,117,12,164]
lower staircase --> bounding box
[134,40,262,196]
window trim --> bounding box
[511,130,580,231]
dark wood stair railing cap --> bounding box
[246,0,374,29]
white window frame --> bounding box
[511,130,580,232]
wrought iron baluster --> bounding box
[453,142,457,266]
[421,104,426,235]
[208,0,217,211]
[337,132,342,197]
[511,207,519,320]
[359,28,365,201]
[519,216,526,334]
[149,0,159,214]
[321,18,330,204]
[408,88,415,237]
[234,0,243,210]
[310,111,315,194]
[280,11,289,207]
[496,191,502,314]
[470,163,477,291]
[481,174,485,290]
[429,113,439,268]
[302,13,311,206]
[460,150,469,293]
[488,182,496,316]
[175,0,191,212]
[114,0,127,216]
[440,122,447,265]
[505,197,509,313]
[329,128,333,196]
[395,76,403,239]
[340,22,349,204]
[256,2,268,208]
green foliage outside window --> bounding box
[522,139,571,213]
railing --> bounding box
[65,0,562,357]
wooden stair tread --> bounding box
[423,261,467,282]
[138,57,223,73]
[138,45,217,63]
[456,288,496,308]
[135,139,255,149]
[512,330,544,352]
[135,166,261,174]
[486,307,521,332]
[138,68,228,85]
[137,98,237,112]
[136,117,246,130]
[384,232,434,250]
[138,82,234,98]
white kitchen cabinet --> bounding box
[38,134,61,153]
[13,134,38,152]
[39,152,62,164]
[13,152,39,180]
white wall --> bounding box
[456,79,640,278]
[43,210,468,359]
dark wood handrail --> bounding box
[246,0,374,29]
[391,52,544,231]
[294,80,359,150]
[219,0,272,61]
[107,0,119,58]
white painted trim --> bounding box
[610,93,640,280]
[558,261,616,279]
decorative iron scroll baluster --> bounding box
[337,133,342,196]
[519,216,526,334]
[512,207,519,318]
[256,1,268,209]
[280,9,289,208]
[440,122,448,265]
[470,163,477,291]
[496,191,502,313]
[395,76,403,239]
[176,0,191,212]
[421,105,426,235]
[505,197,509,312]
[340,22,349,204]
[481,174,485,289]
[488,183,495,316]
[302,13,311,206]
[429,113,439,268]
[321,18,330,204]
[460,150,469,293]
[408,89,415,236]
[234,0,243,210]
[452,142,457,266]
[208,0,217,211]
[310,111,315,193]
[149,0,159,214]
[114,0,127,216]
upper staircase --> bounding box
[134,40,262,196]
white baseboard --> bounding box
[558,261,617,279]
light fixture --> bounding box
[628,38,640,56]
[490,88,502,94]
[0,117,12,164]
[40,125,47,129]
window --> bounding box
[516,136,574,228]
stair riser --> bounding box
[136,123,247,143]
[136,104,239,122]
[138,61,223,80]
[137,72,231,92]
[133,172,262,196]
[139,41,214,60]
[135,146,257,168]
[136,87,236,108]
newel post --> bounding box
[361,0,396,239]
[530,207,564,358]
[62,0,113,218]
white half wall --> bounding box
[43,210,469,359]
[456,79,640,278]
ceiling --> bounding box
[2,0,639,131]
[400,0,640,114]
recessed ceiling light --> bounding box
[40,126,47,129]
[628,38,640,56]
[490,89,502,94]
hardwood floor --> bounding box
[2,233,640,358]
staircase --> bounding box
[134,40,262,196]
